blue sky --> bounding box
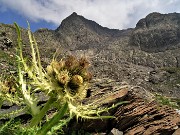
[0,8,57,32]
[0,0,180,32]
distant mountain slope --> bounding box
[131,12,180,52]
[0,12,180,98]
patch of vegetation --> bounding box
[155,93,179,109]
[0,119,39,135]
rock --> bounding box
[131,12,180,52]
[54,12,123,51]
[173,128,180,135]
[149,69,169,84]
[0,37,13,50]
[130,86,155,102]
[113,92,180,135]
[148,68,180,97]
[108,128,123,135]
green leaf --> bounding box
[37,102,68,135]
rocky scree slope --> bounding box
[52,12,180,99]
[1,12,180,99]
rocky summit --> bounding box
[0,12,180,134]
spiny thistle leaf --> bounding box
[0,107,27,119]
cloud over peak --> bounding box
[1,0,180,30]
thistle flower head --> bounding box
[64,55,78,70]
[78,57,90,69]
[80,70,92,81]
[71,75,83,86]
[45,55,92,97]
[57,70,70,86]
[46,65,54,75]
[48,60,65,74]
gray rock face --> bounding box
[131,12,180,52]
[54,12,124,51]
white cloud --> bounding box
[0,0,180,29]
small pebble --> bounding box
[108,128,123,135]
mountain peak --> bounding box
[136,12,180,29]
[65,12,80,20]
[56,12,122,37]
[132,12,180,52]
[55,12,84,31]
[70,12,78,16]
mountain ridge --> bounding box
[131,12,180,52]
[56,12,122,36]
[0,12,180,99]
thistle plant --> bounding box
[0,23,127,135]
